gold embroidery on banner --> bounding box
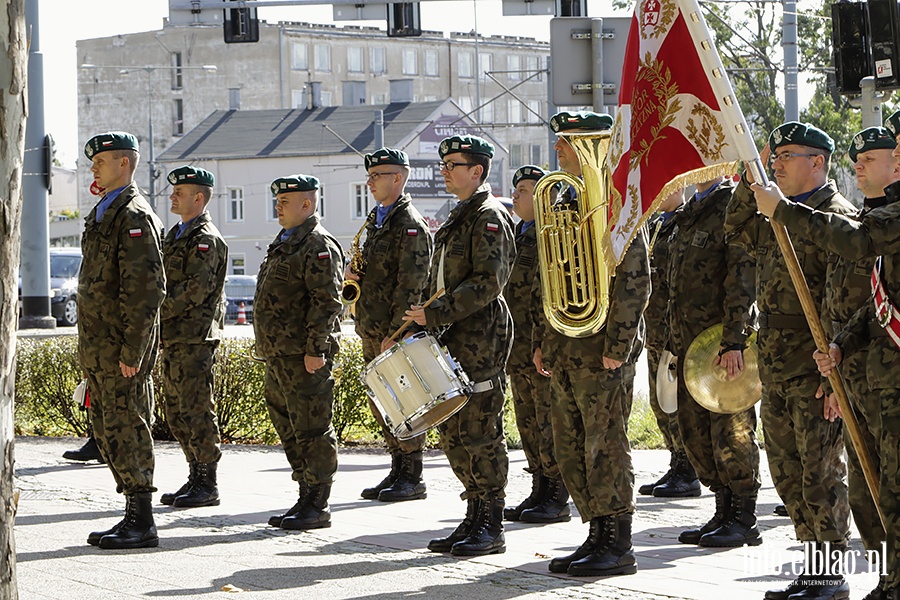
[685,103,727,161]
[629,53,681,170]
[640,0,676,40]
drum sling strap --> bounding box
[871,256,900,350]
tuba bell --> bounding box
[532,130,612,338]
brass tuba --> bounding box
[532,131,612,338]
[341,220,368,307]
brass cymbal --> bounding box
[684,324,761,414]
[656,350,678,414]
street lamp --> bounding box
[80,63,217,208]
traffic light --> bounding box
[387,3,421,37]
[557,0,587,16]
[867,0,900,90]
[223,2,259,44]
[832,2,871,94]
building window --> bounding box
[229,87,241,110]
[458,96,473,114]
[173,99,184,136]
[527,100,541,123]
[315,44,331,72]
[353,184,374,219]
[228,187,244,222]
[231,255,246,275]
[479,53,493,79]
[343,81,366,106]
[509,144,523,167]
[291,89,305,109]
[480,101,493,123]
[372,92,387,104]
[371,47,386,74]
[508,54,521,82]
[269,194,278,221]
[348,47,364,73]
[320,91,333,107]
[530,144,542,165]
[425,49,439,77]
[459,52,473,78]
[508,99,522,123]
[171,52,183,90]
[318,186,326,218]
[528,56,543,82]
[402,49,418,75]
[292,43,308,70]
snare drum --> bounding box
[362,332,472,440]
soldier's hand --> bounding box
[813,343,842,378]
[119,362,140,378]
[749,181,786,218]
[344,265,360,281]
[304,354,326,374]
[380,336,397,353]
[714,350,744,379]
[533,348,551,378]
[405,305,427,326]
[602,356,623,370]
[817,386,843,422]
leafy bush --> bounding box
[14,337,87,436]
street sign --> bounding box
[333,2,385,21]
[502,0,556,16]
[549,16,630,108]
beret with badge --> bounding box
[84,131,139,160]
[365,147,409,169]
[848,127,897,162]
[270,174,319,195]
[550,111,614,133]
[768,121,835,154]
[167,165,215,187]
[512,165,546,186]
[439,135,494,159]
[884,110,900,140]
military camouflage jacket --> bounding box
[355,194,433,340]
[505,220,540,372]
[77,182,166,373]
[160,211,228,346]
[254,214,344,359]
[666,181,756,357]
[774,195,900,390]
[645,213,679,351]
[422,184,515,379]
[535,227,651,371]
[724,179,856,382]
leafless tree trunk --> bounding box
[0,1,27,598]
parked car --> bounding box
[224,274,256,324]
[18,247,81,327]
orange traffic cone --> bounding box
[237,302,247,325]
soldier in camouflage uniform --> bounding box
[753,115,900,600]
[725,122,854,600]
[666,177,761,548]
[348,148,433,502]
[78,132,165,550]
[639,188,701,499]
[405,135,514,557]
[158,166,228,509]
[533,112,651,577]
[502,165,570,525]
[255,174,344,531]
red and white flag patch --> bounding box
[406,228,418,236]
[198,243,210,252]
[129,228,143,238]
[486,222,499,232]
[317,251,330,260]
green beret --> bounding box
[270,174,319,195]
[439,135,494,159]
[848,127,897,162]
[84,131,139,159]
[365,147,409,169]
[167,165,215,187]
[550,111,614,133]
[768,122,835,154]
[885,110,900,139]
[512,165,546,186]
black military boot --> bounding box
[698,492,762,547]
[161,461,197,506]
[378,452,427,502]
[504,472,547,521]
[861,576,887,600]
[428,498,481,553]
[63,436,105,463]
[450,497,506,556]
[549,516,603,573]
[280,483,332,530]
[520,477,571,524]
[652,451,701,498]
[362,453,401,500]
[774,503,789,517]
[786,542,850,600]
[638,451,676,495]
[173,462,220,508]
[98,493,159,549]
[567,513,638,577]
[764,541,817,600]
[268,481,310,527]
[87,517,126,546]
[679,487,731,544]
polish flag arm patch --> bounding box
[198,243,210,252]
[406,228,418,236]
[486,222,499,232]
[129,228,143,238]
[317,251,330,260]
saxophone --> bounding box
[341,219,368,306]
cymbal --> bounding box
[684,324,761,414]
[656,350,678,414]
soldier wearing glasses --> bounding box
[405,135,515,557]
[348,148,433,503]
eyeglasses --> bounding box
[769,151,820,166]
[366,171,401,182]
[438,161,477,172]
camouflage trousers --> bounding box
[160,342,222,465]
[761,374,849,543]
[86,369,156,494]
[550,363,635,522]
[876,387,900,588]
[676,360,760,496]
[264,355,338,485]
[509,366,559,479]
[361,335,427,455]
[437,371,508,500]
[646,346,685,453]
